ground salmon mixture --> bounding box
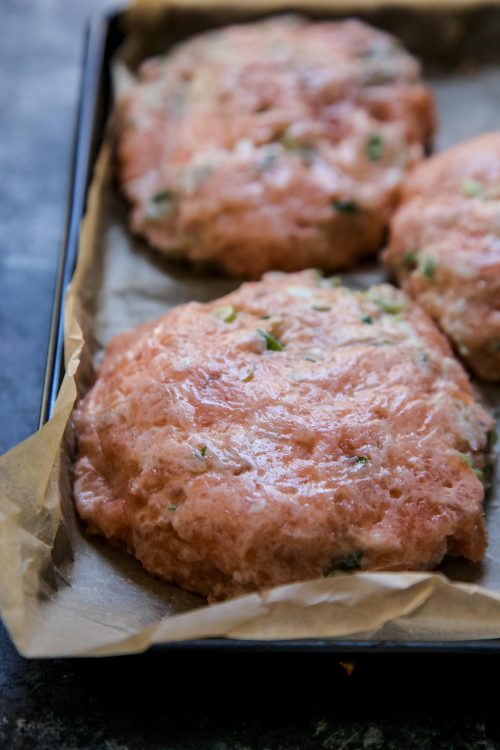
[384,133,500,381]
[73,271,493,601]
[117,16,435,278]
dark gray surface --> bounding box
[2,1,500,747]
[0,0,114,454]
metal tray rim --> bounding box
[42,4,500,654]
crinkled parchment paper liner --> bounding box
[1,0,500,657]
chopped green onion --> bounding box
[242,369,254,383]
[361,314,373,324]
[332,199,360,214]
[196,446,207,459]
[474,468,484,481]
[257,153,277,172]
[420,257,436,280]
[168,504,177,511]
[312,305,331,312]
[370,296,406,314]
[352,455,369,464]
[259,314,271,320]
[304,355,318,362]
[461,179,483,198]
[403,250,418,267]
[488,428,498,448]
[458,451,473,468]
[365,133,384,162]
[326,275,342,287]
[213,305,237,323]
[279,134,316,163]
[152,189,172,203]
[257,329,284,351]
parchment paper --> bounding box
[1,0,500,657]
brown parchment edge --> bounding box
[1,0,500,657]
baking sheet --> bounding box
[1,1,500,657]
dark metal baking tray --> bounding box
[40,3,500,653]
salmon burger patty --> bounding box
[117,15,435,278]
[73,271,493,601]
[384,133,500,381]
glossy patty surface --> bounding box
[73,271,492,601]
[384,133,500,381]
[117,16,435,278]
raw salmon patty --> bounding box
[117,15,435,278]
[73,271,493,601]
[384,133,500,381]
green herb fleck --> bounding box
[417,351,429,368]
[168,504,177,511]
[259,314,271,320]
[363,68,396,86]
[403,250,418,267]
[326,275,342,287]
[361,314,374,324]
[370,296,406,315]
[365,133,385,162]
[312,305,331,312]
[474,468,484,481]
[352,455,369,465]
[257,153,277,173]
[279,134,316,163]
[332,199,360,214]
[304,355,318,362]
[152,189,172,203]
[242,369,254,383]
[461,179,484,198]
[458,451,473,468]
[420,257,436,280]
[488,428,498,448]
[257,329,284,352]
[213,305,237,323]
[196,446,207,459]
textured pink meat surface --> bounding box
[117,15,435,278]
[73,271,493,601]
[384,133,500,381]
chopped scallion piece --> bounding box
[152,189,172,203]
[361,314,373,324]
[213,305,237,323]
[326,275,341,287]
[312,305,331,312]
[242,369,254,382]
[365,133,384,162]
[420,257,436,280]
[403,250,418,267]
[461,179,483,198]
[257,329,284,351]
[352,455,369,464]
[332,199,360,214]
[370,296,406,314]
